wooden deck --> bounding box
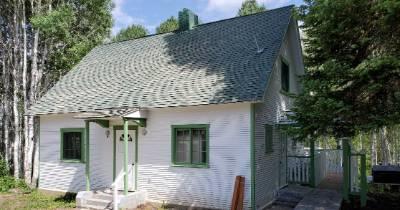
[317,173,343,192]
[294,173,343,210]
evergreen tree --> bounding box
[113,24,148,42]
[237,0,266,16]
[291,0,400,140]
[156,16,179,34]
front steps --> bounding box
[77,189,146,209]
[77,189,115,209]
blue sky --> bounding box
[112,0,304,34]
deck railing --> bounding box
[288,149,343,186]
[111,165,134,210]
[287,155,311,184]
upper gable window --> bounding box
[281,59,290,92]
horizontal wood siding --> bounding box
[254,18,304,209]
[137,103,251,209]
[39,114,112,192]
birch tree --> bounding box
[0,0,112,185]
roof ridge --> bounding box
[104,4,294,45]
[195,4,294,28]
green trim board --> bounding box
[250,103,255,210]
[171,124,209,168]
[310,139,315,187]
[342,138,351,201]
[112,125,139,190]
[85,121,90,191]
[89,119,109,128]
[113,128,116,181]
[59,128,85,163]
[37,117,40,188]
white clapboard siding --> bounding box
[137,103,251,209]
[39,114,113,192]
[254,17,304,209]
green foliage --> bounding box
[0,156,9,177]
[290,0,400,139]
[0,190,76,209]
[237,0,266,16]
[25,191,76,209]
[30,6,75,40]
[31,0,113,86]
[112,24,148,42]
[0,176,30,192]
[156,16,179,34]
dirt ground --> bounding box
[341,191,400,210]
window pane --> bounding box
[192,128,206,164]
[63,132,82,160]
[281,61,289,92]
[176,129,190,163]
[265,125,273,153]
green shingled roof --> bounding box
[29,5,294,115]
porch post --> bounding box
[360,153,367,207]
[342,138,350,201]
[310,139,315,187]
[85,120,90,191]
[123,118,129,195]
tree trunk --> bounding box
[12,0,21,178]
[21,0,33,184]
[371,131,377,166]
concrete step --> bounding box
[83,204,112,210]
[92,192,113,201]
[86,198,112,209]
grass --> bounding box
[0,190,76,209]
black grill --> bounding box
[372,165,400,184]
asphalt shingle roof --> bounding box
[29,5,293,115]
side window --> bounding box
[61,128,85,162]
[265,124,274,154]
[281,59,290,92]
[172,125,209,167]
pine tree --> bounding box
[156,16,179,34]
[113,25,148,42]
[291,0,400,140]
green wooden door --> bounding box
[279,130,288,188]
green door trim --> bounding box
[278,127,288,188]
[112,125,139,191]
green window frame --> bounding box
[60,128,85,163]
[171,124,209,168]
[265,124,274,154]
[281,58,290,92]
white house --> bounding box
[29,5,304,210]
